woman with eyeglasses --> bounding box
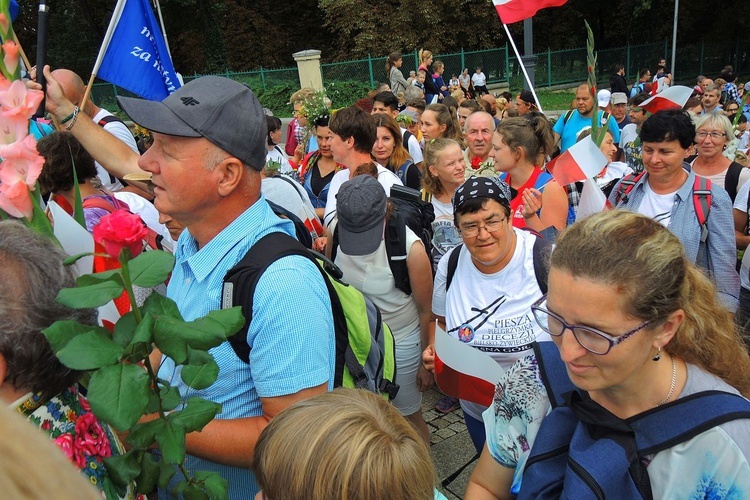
[422,176,550,452]
[465,210,750,499]
[609,109,739,312]
[692,112,749,202]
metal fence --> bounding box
[91,39,750,108]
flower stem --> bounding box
[118,249,143,324]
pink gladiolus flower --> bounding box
[0,80,43,119]
[2,40,18,76]
[0,134,44,187]
[0,113,30,145]
[0,180,33,218]
[0,13,9,39]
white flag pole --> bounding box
[502,22,543,113]
[79,0,128,115]
[152,0,172,59]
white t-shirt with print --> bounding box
[639,182,675,227]
[432,228,549,420]
[430,197,461,268]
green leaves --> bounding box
[44,321,123,370]
[128,251,175,287]
[181,349,220,390]
[57,277,125,308]
[171,397,221,434]
[153,306,244,365]
[88,363,150,431]
[43,240,231,494]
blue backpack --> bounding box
[518,342,750,499]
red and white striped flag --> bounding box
[434,324,503,407]
[576,179,612,221]
[547,136,608,186]
[640,85,693,114]
[493,0,568,24]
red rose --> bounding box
[471,156,481,168]
[93,209,148,259]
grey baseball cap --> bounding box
[117,76,267,170]
[336,175,387,256]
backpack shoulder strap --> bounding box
[563,109,574,125]
[725,162,743,201]
[692,175,712,241]
[385,210,411,295]
[420,187,433,203]
[82,196,117,213]
[631,390,750,456]
[532,232,550,295]
[533,341,577,408]
[223,232,310,363]
[97,115,126,127]
[613,172,645,206]
[445,243,463,291]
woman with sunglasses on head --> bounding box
[465,210,750,500]
[421,177,551,452]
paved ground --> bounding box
[423,388,479,499]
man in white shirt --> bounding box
[53,69,140,192]
[323,106,402,227]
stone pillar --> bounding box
[293,50,324,91]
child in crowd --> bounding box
[413,70,426,92]
[449,74,460,91]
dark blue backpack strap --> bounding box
[533,341,576,408]
[223,232,309,363]
[630,390,750,456]
[445,243,463,291]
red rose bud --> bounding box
[93,210,149,260]
[471,156,481,168]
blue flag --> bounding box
[97,0,180,101]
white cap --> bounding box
[597,89,611,108]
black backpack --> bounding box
[266,200,313,249]
[331,185,435,296]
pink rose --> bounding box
[93,209,149,259]
[74,412,112,459]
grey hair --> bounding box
[0,221,97,398]
[403,85,423,102]
[695,112,735,142]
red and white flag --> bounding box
[434,324,503,407]
[640,85,693,114]
[576,179,612,221]
[493,0,568,24]
[547,136,608,186]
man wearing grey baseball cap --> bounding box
[36,68,336,498]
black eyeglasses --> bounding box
[530,296,650,355]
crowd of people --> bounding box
[5,50,750,499]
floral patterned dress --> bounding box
[14,385,140,499]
